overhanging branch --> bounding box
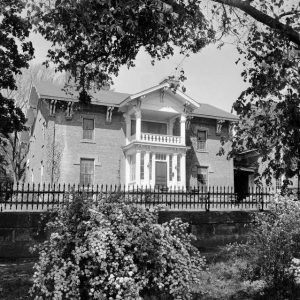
[211,0,300,47]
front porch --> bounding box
[119,81,201,189]
[124,146,187,189]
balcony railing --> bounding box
[141,133,181,145]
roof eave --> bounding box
[191,113,238,122]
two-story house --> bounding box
[25,79,238,190]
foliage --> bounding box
[0,0,34,181]
[194,258,266,300]
[28,0,213,100]
[213,0,300,182]
[0,131,28,183]
[30,193,206,299]
[225,195,300,298]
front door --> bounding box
[155,161,167,187]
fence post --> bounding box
[206,189,210,212]
[260,188,264,211]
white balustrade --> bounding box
[140,133,182,145]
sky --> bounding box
[30,33,248,113]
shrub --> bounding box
[30,193,206,299]
[225,195,300,299]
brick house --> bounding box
[25,79,238,189]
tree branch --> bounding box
[211,0,300,47]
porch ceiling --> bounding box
[139,109,179,122]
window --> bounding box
[197,166,208,189]
[80,158,94,185]
[83,118,94,140]
[156,153,166,161]
[169,155,173,181]
[140,153,144,180]
[197,130,207,151]
[177,155,181,181]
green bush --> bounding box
[30,193,206,299]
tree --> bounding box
[0,0,34,181]
[210,1,300,183]
[28,0,214,102]
[0,132,28,183]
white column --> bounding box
[173,153,178,188]
[124,114,131,145]
[168,119,175,136]
[180,114,186,145]
[166,154,170,187]
[152,153,156,188]
[180,153,186,189]
[144,151,150,187]
[135,151,141,187]
[125,155,130,188]
[135,110,141,141]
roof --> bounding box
[33,80,237,121]
[34,80,130,106]
[192,103,238,121]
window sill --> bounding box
[80,139,96,144]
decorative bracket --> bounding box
[216,119,225,135]
[65,101,73,119]
[49,100,57,116]
[106,106,115,123]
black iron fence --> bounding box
[0,183,280,212]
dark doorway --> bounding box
[155,161,167,187]
[234,170,250,201]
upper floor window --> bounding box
[83,118,94,140]
[197,130,207,151]
[197,166,208,189]
[80,158,94,186]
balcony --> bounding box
[141,133,181,145]
[130,133,182,145]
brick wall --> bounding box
[186,118,234,188]
[56,106,126,185]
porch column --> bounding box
[180,153,186,189]
[125,155,130,187]
[144,151,150,187]
[135,109,141,141]
[152,153,156,188]
[135,151,141,187]
[180,114,186,145]
[124,113,131,145]
[173,153,178,188]
[168,119,175,135]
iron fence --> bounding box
[0,183,277,212]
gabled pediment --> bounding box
[119,82,200,115]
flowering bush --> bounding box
[30,193,206,299]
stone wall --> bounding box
[159,211,256,253]
[0,211,255,259]
[0,212,48,259]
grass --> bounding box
[0,261,34,300]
